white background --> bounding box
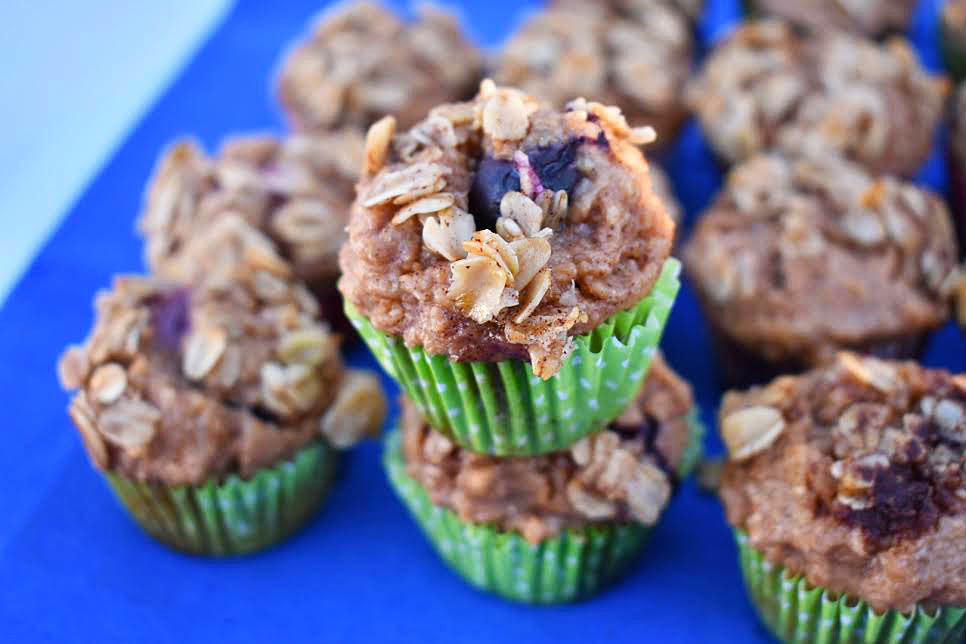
[0,0,231,305]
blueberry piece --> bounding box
[527,139,582,195]
[468,157,520,231]
[150,287,191,350]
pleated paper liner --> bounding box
[383,414,703,604]
[105,439,337,556]
[349,258,680,456]
[736,530,966,643]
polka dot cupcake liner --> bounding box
[105,440,337,556]
[735,530,966,643]
[349,258,680,456]
[383,414,703,604]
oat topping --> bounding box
[687,20,949,175]
[341,81,674,376]
[719,354,966,612]
[495,1,694,144]
[683,153,957,370]
[138,130,364,300]
[749,0,916,37]
[59,220,386,485]
[724,353,966,548]
[401,355,694,542]
[276,2,482,133]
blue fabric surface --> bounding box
[1,0,961,641]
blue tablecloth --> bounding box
[2,1,961,641]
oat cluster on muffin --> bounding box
[746,0,917,37]
[276,2,483,133]
[719,353,966,614]
[494,0,695,145]
[139,131,364,323]
[61,218,385,485]
[684,153,957,384]
[341,81,674,378]
[687,20,949,176]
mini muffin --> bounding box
[686,20,949,176]
[58,217,386,556]
[683,153,957,387]
[138,131,364,328]
[744,0,916,37]
[950,84,966,253]
[341,81,679,455]
[386,356,703,603]
[493,1,695,146]
[942,0,966,80]
[718,354,966,643]
[276,2,483,133]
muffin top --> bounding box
[59,218,386,486]
[401,355,695,543]
[138,131,363,295]
[339,81,674,378]
[683,153,957,367]
[719,353,966,612]
[276,1,483,132]
[493,0,694,144]
[749,0,916,37]
[686,20,948,175]
[944,0,966,44]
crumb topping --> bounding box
[683,153,957,367]
[720,354,966,612]
[340,82,673,377]
[494,1,694,143]
[276,2,482,132]
[687,20,948,175]
[59,219,386,485]
[138,131,363,296]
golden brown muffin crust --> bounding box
[339,82,674,376]
[719,354,966,612]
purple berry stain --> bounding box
[469,137,590,230]
[150,287,191,350]
[468,157,520,231]
[527,139,582,195]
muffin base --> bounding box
[384,411,703,603]
[105,440,337,556]
[736,530,966,643]
[349,258,680,456]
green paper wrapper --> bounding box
[736,530,966,643]
[384,414,703,604]
[350,258,680,456]
[105,440,337,556]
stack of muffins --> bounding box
[339,80,703,602]
[51,0,966,639]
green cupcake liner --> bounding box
[105,440,337,556]
[384,415,702,604]
[736,530,966,643]
[350,258,681,456]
